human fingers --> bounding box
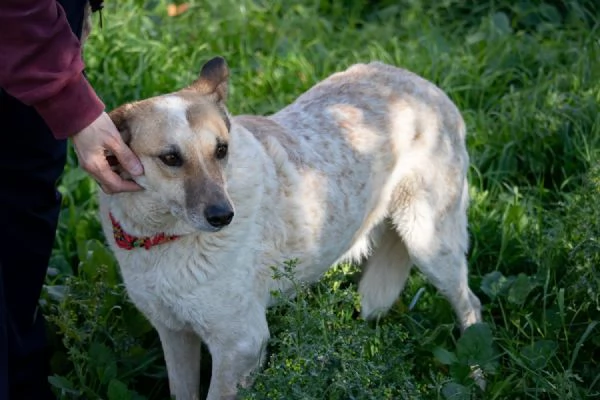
[94,163,144,194]
[80,153,143,194]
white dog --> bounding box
[98,56,483,399]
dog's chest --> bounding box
[114,238,262,329]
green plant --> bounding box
[43,239,168,400]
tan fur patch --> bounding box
[235,115,303,166]
[184,100,229,140]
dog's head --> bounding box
[108,56,235,232]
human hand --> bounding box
[71,112,144,194]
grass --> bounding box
[41,0,600,399]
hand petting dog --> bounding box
[71,111,144,194]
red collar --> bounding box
[109,212,180,250]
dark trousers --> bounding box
[0,1,88,399]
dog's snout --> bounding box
[204,204,234,228]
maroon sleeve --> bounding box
[0,0,105,139]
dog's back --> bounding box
[230,63,473,319]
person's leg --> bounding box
[0,1,89,398]
[0,90,68,400]
[0,262,9,400]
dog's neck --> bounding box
[105,192,197,240]
[109,211,181,250]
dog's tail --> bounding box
[358,223,412,320]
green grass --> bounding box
[41,0,600,399]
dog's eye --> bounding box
[215,143,228,160]
[159,152,183,167]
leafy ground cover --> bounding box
[41,0,600,399]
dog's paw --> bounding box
[470,364,486,391]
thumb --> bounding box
[110,138,143,176]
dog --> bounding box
[97,56,483,399]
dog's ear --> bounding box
[108,104,133,145]
[106,104,135,180]
[188,56,229,103]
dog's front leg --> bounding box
[203,312,270,400]
[155,322,202,400]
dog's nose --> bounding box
[204,204,234,228]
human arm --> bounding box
[0,0,143,193]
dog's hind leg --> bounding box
[155,323,202,400]
[358,221,413,320]
[391,178,485,389]
[391,179,482,332]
